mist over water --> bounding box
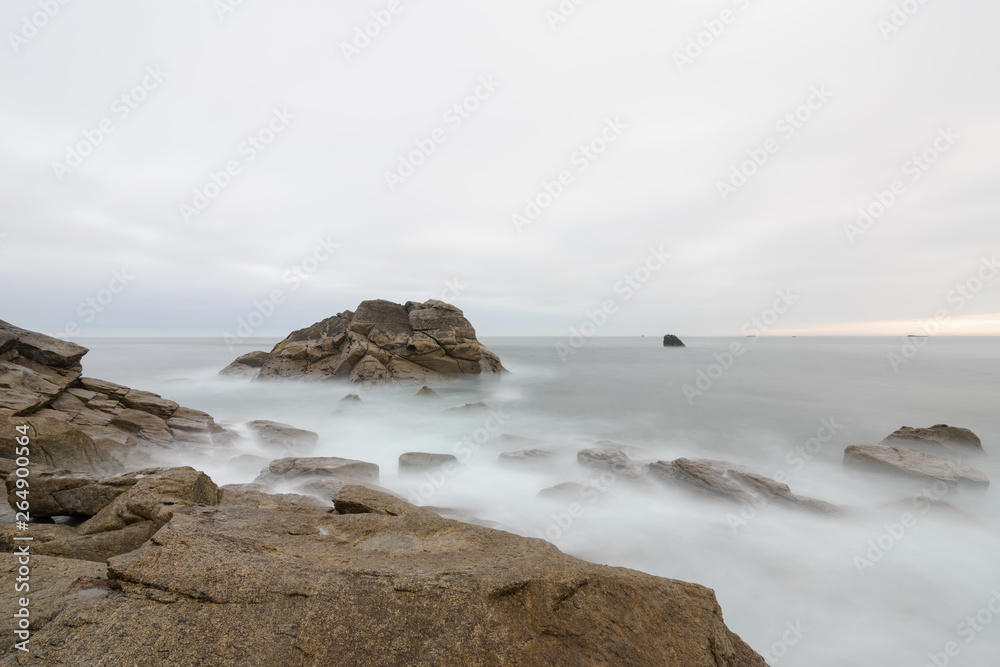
[78,336,1000,666]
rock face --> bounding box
[0,321,238,469]
[879,424,984,456]
[6,497,767,666]
[648,458,840,514]
[0,467,220,562]
[844,445,989,487]
[663,334,685,347]
[220,299,504,385]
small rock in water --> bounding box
[414,385,441,399]
[398,452,459,473]
[662,334,685,347]
[444,402,491,413]
[340,393,362,402]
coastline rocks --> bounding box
[879,424,984,456]
[843,445,989,487]
[649,458,840,514]
[0,553,107,639]
[398,452,459,473]
[0,321,239,469]
[9,499,767,666]
[6,468,137,517]
[220,299,504,385]
[218,350,269,377]
[663,334,685,347]
[246,420,319,454]
[0,418,123,476]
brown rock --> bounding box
[246,420,319,453]
[398,452,459,473]
[879,424,984,456]
[257,457,380,486]
[577,448,641,478]
[6,469,137,517]
[333,485,437,518]
[844,445,989,487]
[8,502,767,666]
[219,350,270,377]
[227,299,504,385]
[0,553,106,638]
[0,417,123,476]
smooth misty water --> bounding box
[77,336,1000,667]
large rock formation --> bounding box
[220,299,504,385]
[0,320,237,468]
[3,487,767,666]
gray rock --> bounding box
[246,420,319,454]
[879,424,984,456]
[398,452,459,473]
[577,448,640,478]
[662,334,685,347]
[499,449,555,464]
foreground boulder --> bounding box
[879,424,984,456]
[649,458,840,514]
[220,299,504,385]
[4,499,766,666]
[844,445,989,487]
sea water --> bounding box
[76,336,1000,667]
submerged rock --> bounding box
[398,452,459,473]
[414,385,441,399]
[663,334,685,347]
[8,497,767,666]
[843,445,989,487]
[246,420,319,454]
[648,458,840,514]
[499,449,555,464]
[577,448,641,479]
[219,299,504,385]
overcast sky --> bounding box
[1,0,998,339]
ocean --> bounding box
[75,335,1000,666]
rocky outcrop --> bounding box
[333,484,436,518]
[663,334,685,347]
[220,299,504,385]
[1,467,220,562]
[0,321,239,469]
[649,458,840,514]
[5,495,767,666]
[0,417,123,476]
[844,445,989,487]
[879,424,984,456]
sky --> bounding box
[1,0,998,339]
